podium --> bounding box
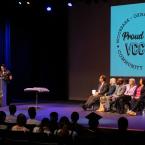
[24,87,49,109]
[0,77,7,107]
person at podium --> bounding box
[0,64,12,81]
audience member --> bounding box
[0,111,7,130]
[118,117,128,132]
[86,112,102,133]
[54,116,77,142]
[11,113,29,132]
[70,112,84,135]
[5,104,17,123]
[33,118,51,136]
[49,112,59,133]
[27,107,40,125]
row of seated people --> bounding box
[0,107,145,145]
[0,105,144,145]
[82,75,145,115]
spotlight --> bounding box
[18,1,22,5]
[26,1,30,5]
[46,6,52,12]
[67,2,73,7]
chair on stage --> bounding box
[24,87,49,109]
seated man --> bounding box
[109,78,126,112]
[27,107,40,125]
[5,104,17,123]
[82,75,109,110]
[97,78,116,112]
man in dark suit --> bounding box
[82,75,109,110]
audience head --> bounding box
[9,104,16,115]
[99,75,106,83]
[139,78,145,86]
[86,112,102,129]
[59,116,70,129]
[117,78,124,85]
[71,112,79,123]
[50,112,58,122]
[118,117,128,131]
[0,111,6,123]
[40,118,50,128]
[28,107,36,119]
[129,78,136,86]
[110,78,116,85]
[17,113,27,127]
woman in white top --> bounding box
[33,118,51,136]
[11,113,29,132]
[117,78,137,114]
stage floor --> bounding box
[0,102,145,131]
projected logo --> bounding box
[117,14,145,70]
[111,3,145,76]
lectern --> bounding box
[0,77,7,107]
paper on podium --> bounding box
[24,87,49,93]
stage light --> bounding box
[26,1,30,5]
[67,2,73,7]
[18,1,22,5]
[46,6,52,12]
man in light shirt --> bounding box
[5,104,17,123]
[26,107,40,125]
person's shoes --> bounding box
[126,109,131,114]
[127,110,136,116]
[96,107,105,112]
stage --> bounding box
[0,101,145,131]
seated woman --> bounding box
[54,116,77,142]
[33,118,51,136]
[117,78,137,114]
[127,78,145,116]
[97,78,116,112]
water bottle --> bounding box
[142,108,145,116]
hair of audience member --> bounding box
[88,119,99,130]
[50,112,58,122]
[17,113,27,127]
[110,78,116,85]
[28,107,36,119]
[71,112,79,123]
[9,104,16,115]
[118,117,128,131]
[59,116,70,129]
[39,118,50,132]
[0,111,6,123]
